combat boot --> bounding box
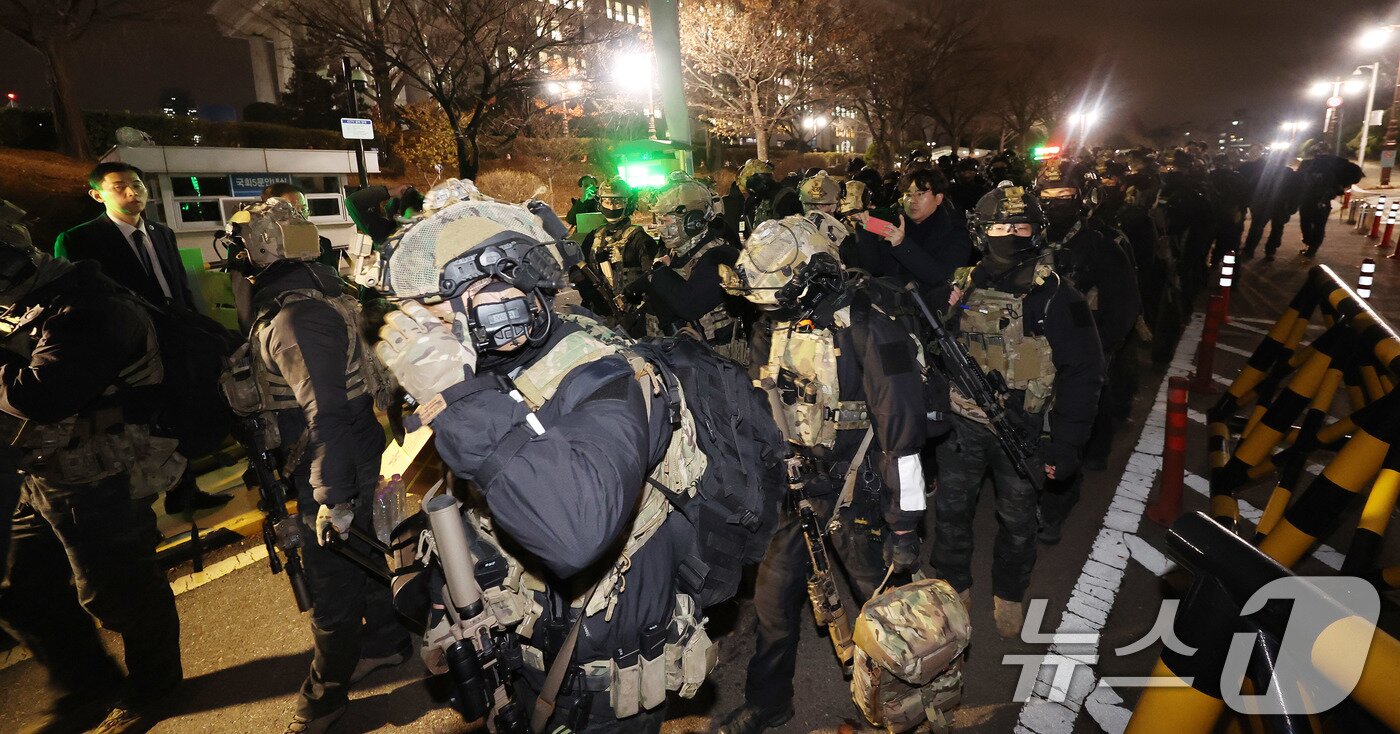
[716,702,795,734]
[993,596,1025,640]
[285,706,345,734]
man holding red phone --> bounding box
[848,168,973,292]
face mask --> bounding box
[1043,200,1080,229]
[983,235,1035,277]
[601,201,627,222]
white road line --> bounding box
[1216,342,1254,358]
[0,542,270,673]
[1014,313,1205,734]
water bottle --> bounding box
[373,474,407,545]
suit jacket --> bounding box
[55,214,196,311]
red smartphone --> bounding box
[865,216,897,238]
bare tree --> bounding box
[986,35,1089,149]
[831,0,979,169]
[270,0,408,128]
[275,0,611,178]
[0,0,158,158]
[679,0,849,161]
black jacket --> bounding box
[345,186,400,245]
[753,281,929,532]
[425,318,684,673]
[0,262,159,426]
[958,266,1104,475]
[1050,221,1141,355]
[631,233,740,331]
[249,261,384,505]
[849,201,973,289]
[55,214,195,311]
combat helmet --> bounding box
[726,214,840,308]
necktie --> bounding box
[131,229,154,276]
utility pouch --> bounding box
[639,623,667,710]
[609,647,642,719]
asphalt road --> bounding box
[2,202,1398,734]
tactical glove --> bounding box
[376,300,477,406]
[883,530,921,573]
[315,502,355,547]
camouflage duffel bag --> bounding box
[851,577,971,733]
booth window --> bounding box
[170,175,235,229]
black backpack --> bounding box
[631,336,786,608]
[127,296,240,457]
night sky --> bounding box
[1,1,1397,141]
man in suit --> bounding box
[56,163,195,311]
[55,162,229,514]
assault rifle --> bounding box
[238,413,314,611]
[424,493,530,733]
[787,456,854,665]
[907,286,1045,491]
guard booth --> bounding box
[99,145,379,262]
[99,145,379,329]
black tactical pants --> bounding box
[0,473,182,709]
[1298,198,1331,252]
[933,414,1041,601]
[743,484,886,710]
[293,464,410,719]
[1243,208,1292,256]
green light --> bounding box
[618,163,666,189]
[1031,145,1061,161]
[189,176,202,196]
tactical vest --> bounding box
[473,315,717,711]
[591,224,646,292]
[222,288,393,452]
[2,297,185,495]
[952,284,1056,416]
[759,307,870,450]
[674,239,745,363]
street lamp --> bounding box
[1353,64,1381,169]
[612,51,657,139]
[544,79,586,137]
[1310,77,1350,155]
[800,113,830,149]
[1357,25,1400,185]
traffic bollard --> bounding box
[1342,189,1352,217]
[1147,376,1191,526]
[1188,295,1224,395]
[1370,196,1388,238]
[1360,258,1376,299]
[1218,253,1234,323]
[1384,206,1399,249]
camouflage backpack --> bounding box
[851,577,971,733]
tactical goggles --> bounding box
[1038,187,1078,200]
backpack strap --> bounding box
[833,426,876,517]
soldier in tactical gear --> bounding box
[225,198,410,734]
[932,185,1103,638]
[626,176,749,363]
[0,203,185,734]
[1033,161,1140,544]
[577,178,658,331]
[375,199,714,733]
[1206,154,1249,266]
[717,214,928,734]
[739,159,802,235]
[947,157,991,214]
